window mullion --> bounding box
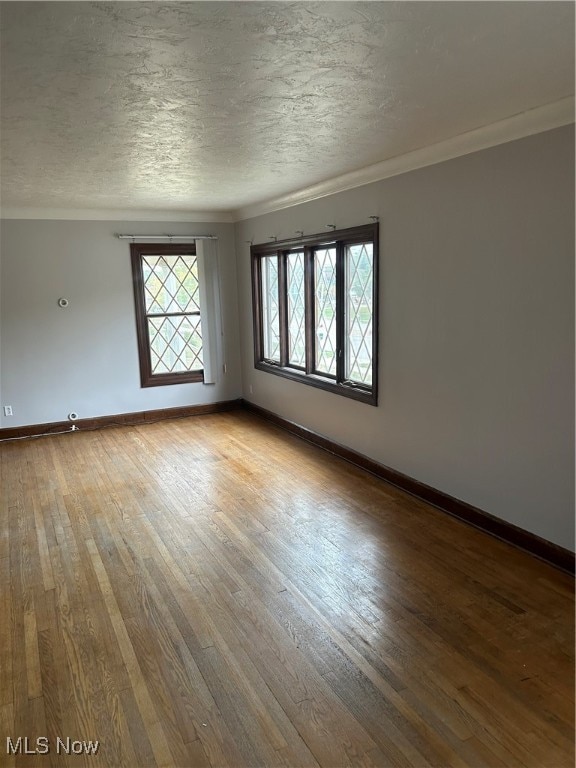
[252,256,264,364]
[335,240,345,383]
[278,252,289,367]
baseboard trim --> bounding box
[0,399,243,440]
[242,400,575,575]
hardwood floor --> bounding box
[1,411,573,767]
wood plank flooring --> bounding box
[0,411,573,767]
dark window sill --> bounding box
[255,361,377,405]
[141,370,204,387]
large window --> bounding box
[131,243,204,387]
[251,223,378,405]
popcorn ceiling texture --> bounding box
[1,1,574,212]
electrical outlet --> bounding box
[3,405,13,417]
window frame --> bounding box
[251,223,379,406]
[130,242,204,388]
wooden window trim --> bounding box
[131,243,204,388]
[251,224,379,406]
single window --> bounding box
[261,255,281,363]
[287,251,305,368]
[131,243,204,387]
[314,245,337,377]
[251,223,379,405]
[345,242,373,387]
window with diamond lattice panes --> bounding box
[314,246,337,376]
[262,256,281,362]
[345,243,373,386]
[131,244,204,387]
[251,223,378,405]
[287,251,305,368]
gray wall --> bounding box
[0,219,242,427]
[235,125,575,551]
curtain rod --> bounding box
[116,234,217,241]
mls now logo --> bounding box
[6,737,99,755]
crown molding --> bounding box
[233,96,575,222]
[0,207,235,223]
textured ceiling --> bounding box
[1,1,574,213]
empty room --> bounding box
[0,2,574,767]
